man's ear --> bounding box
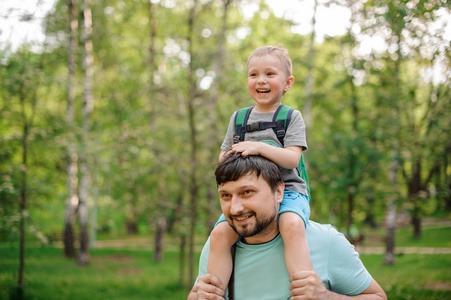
[284,76,295,92]
[275,182,285,204]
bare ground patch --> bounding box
[424,282,451,291]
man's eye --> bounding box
[242,190,253,196]
[220,194,231,200]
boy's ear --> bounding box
[284,76,295,92]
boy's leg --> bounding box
[207,221,239,290]
[279,212,313,275]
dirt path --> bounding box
[356,246,451,255]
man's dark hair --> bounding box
[215,153,283,192]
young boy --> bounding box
[207,45,313,293]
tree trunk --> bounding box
[154,217,167,262]
[384,156,398,265]
[187,0,199,287]
[302,0,317,129]
[78,0,94,266]
[204,0,230,234]
[412,206,421,238]
[148,0,157,128]
[18,122,29,293]
[126,220,138,235]
[64,0,78,258]
[17,53,39,293]
[179,234,186,287]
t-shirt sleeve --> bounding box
[194,237,211,286]
[283,109,308,151]
[221,112,237,151]
[327,226,372,295]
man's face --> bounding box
[218,173,284,244]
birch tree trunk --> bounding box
[64,0,78,258]
[384,37,402,265]
[78,0,94,266]
[384,154,398,265]
[302,0,317,129]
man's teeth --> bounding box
[236,215,251,221]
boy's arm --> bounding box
[231,141,302,169]
[219,150,226,162]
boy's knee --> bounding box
[210,222,236,245]
[280,212,307,231]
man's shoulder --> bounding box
[306,221,341,244]
[307,220,336,232]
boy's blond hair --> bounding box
[247,45,293,77]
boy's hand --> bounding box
[231,141,261,157]
[289,271,329,299]
[195,274,226,300]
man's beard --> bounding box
[228,207,278,238]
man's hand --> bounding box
[289,271,329,300]
[194,274,226,300]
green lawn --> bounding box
[0,247,194,300]
[1,224,450,299]
[361,253,451,300]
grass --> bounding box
[0,247,196,300]
[361,253,451,300]
[1,224,450,299]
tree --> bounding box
[78,0,94,266]
[63,0,79,259]
[186,0,200,287]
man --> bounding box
[188,154,387,300]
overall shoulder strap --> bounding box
[234,106,254,143]
[273,104,294,145]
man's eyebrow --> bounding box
[218,184,256,193]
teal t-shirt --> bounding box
[196,221,372,299]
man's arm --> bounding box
[289,271,387,300]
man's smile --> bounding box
[231,213,254,223]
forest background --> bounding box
[0,0,450,299]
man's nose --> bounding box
[230,196,244,215]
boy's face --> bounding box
[247,54,294,112]
[218,173,284,244]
